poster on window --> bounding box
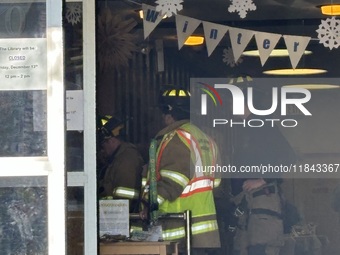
[99,199,129,237]
[0,38,47,91]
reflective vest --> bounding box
[144,122,220,243]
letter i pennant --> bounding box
[176,15,202,50]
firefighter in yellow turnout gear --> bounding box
[98,116,144,213]
[140,88,221,254]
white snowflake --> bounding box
[222,47,243,67]
[228,0,256,19]
[316,17,340,50]
[156,0,183,18]
[65,3,82,25]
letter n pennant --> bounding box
[202,22,229,57]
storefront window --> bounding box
[0,176,47,255]
[65,2,84,172]
[0,2,47,157]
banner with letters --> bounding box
[142,4,311,68]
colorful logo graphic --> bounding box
[197,82,223,115]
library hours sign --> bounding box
[0,38,46,90]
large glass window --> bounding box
[0,176,47,255]
[0,2,47,157]
[0,91,47,157]
[65,2,84,172]
[0,0,66,255]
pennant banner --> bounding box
[175,15,202,50]
[142,9,312,68]
[283,35,311,69]
[229,27,255,63]
[255,32,282,66]
[142,4,164,39]
[203,22,229,57]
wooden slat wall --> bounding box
[97,48,197,156]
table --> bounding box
[100,241,178,255]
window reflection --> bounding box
[65,2,84,172]
[0,90,47,157]
[0,176,47,255]
[67,186,84,255]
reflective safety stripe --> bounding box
[162,220,218,240]
[130,225,143,232]
[141,178,147,188]
[181,179,213,196]
[191,220,219,235]
[214,178,221,188]
[177,130,204,178]
[162,227,186,240]
[101,196,113,200]
[113,187,139,199]
[160,169,189,188]
[157,194,165,205]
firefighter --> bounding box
[140,88,221,254]
[228,76,296,255]
[98,115,144,213]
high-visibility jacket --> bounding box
[142,119,221,248]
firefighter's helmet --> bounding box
[99,115,125,140]
[228,75,253,90]
[229,75,267,108]
[158,87,191,114]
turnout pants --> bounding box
[232,184,284,255]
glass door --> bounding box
[65,0,97,255]
[0,0,65,255]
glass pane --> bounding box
[67,186,84,255]
[0,2,47,90]
[65,2,84,172]
[0,2,46,39]
[0,90,47,156]
[0,176,47,255]
[0,2,47,157]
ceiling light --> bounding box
[184,36,205,46]
[319,4,340,15]
[243,49,312,57]
[139,10,167,19]
[283,84,340,89]
[263,68,327,75]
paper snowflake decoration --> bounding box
[97,9,138,72]
[316,17,340,50]
[156,0,183,18]
[65,3,82,25]
[222,47,243,67]
[228,0,256,19]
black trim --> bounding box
[251,208,282,219]
[252,185,276,198]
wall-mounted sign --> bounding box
[0,38,46,90]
